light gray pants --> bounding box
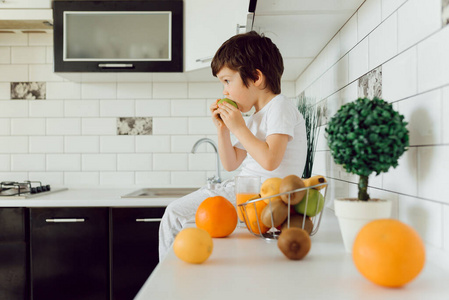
[158,180,236,261]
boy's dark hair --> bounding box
[211,31,284,94]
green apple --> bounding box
[294,189,324,217]
[217,98,238,109]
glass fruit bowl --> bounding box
[238,182,328,240]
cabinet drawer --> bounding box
[0,242,28,299]
[30,207,109,300]
[0,208,29,300]
[111,207,165,300]
[0,208,27,242]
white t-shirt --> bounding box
[233,94,307,182]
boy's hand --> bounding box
[210,99,228,131]
[216,101,245,133]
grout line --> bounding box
[328,175,448,205]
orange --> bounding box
[173,228,213,264]
[242,200,269,234]
[236,193,259,221]
[195,196,238,238]
[260,177,282,203]
[352,219,425,288]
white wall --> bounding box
[0,31,295,189]
[296,0,449,256]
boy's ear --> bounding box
[253,69,264,87]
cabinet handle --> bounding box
[195,56,213,63]
[45,218,85,223]
[98,64,134,68]
[236,24,246,35]
[136,218,162,222]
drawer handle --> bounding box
[136,218,162,222]
[45,218,85,223]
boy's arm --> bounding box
[217,129,247,171]
[234,129,289,171]
[218,101,289,171]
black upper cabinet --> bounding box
[0,208,29,300]
[111,207,166,300]
[30,207,109,300]
[52,0,183,72]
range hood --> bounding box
[0,9,53,32]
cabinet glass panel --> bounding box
[64,12,171,61]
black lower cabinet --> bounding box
[0,208,29,300]
[30,207,109,300]
[111,207,166,300]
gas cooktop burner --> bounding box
[0,181,67,199]
[0,181,51,196]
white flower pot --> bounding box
[334,198,392,253]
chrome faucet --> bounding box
[191,138,222,186]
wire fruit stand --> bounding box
[238,182,328,241]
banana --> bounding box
[303,175,327,190]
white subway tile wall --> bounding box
[397,0,441,52]
[0,154,11,171]
[357,0,382,41]
[1,1,445,254]
[46,82,80,99]
[11,118,46,135]
[443,87,449,144]
[0,47,10,64]
[65,136,99,153]
[296,0,449,255]
[30,136,64,153]
[0,30,299,189]
[117,83,152,99]
[444,205,449,252]
[381,0,407,20]
[382,46,417,102]
[348,38,369,83]
[368,12,398,70]
[11,46,46,64]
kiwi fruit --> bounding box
[281,214,314,235]
[260,198,288,227]
[277,227,311,260]
[279,175,306,205]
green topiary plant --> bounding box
[325,97,409,201]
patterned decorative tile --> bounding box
[117,117,152,135]
[11,82,46,100]
[358,66,382,99]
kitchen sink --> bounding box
[121,188,199,198]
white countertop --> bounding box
[135,208,449,300]
[0,188,184,207]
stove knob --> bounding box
[36,186,42,193]
[31,187,37,194]
[46,185,51,191]
[41,186,48,192]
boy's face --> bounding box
[216,67,255,113]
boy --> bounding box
[159,31,306,261]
